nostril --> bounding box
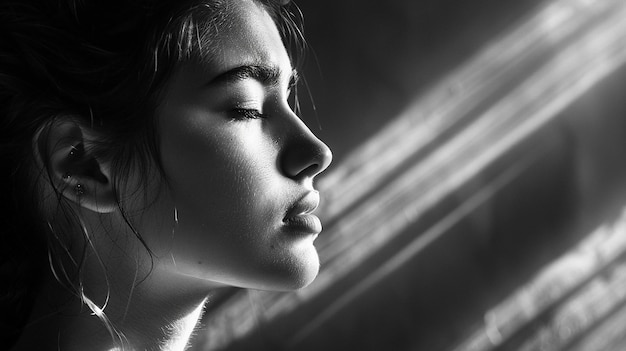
[282,141,332,179]
[300,163,321,178]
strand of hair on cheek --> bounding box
[170,206,179,269]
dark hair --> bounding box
[0,0,305,347]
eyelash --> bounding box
[233,108,267,120]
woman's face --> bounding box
[138,0,332,291]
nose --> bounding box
[281,116,332,181]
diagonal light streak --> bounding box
[315,0,617,223]
[454,208,626,351]
[311,0,626,300]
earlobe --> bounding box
[36,117,117,213]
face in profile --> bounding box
[134,0,332,291]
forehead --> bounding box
[196,0,291,79]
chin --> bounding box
[286,262,320,290]
[285,249,321,290]
[252,253,321,291]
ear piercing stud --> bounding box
[74,183,85,196]
[62,173,84,197]
[68,144,82,158]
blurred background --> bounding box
[191,0,626,350]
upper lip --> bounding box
[284,191,320,221]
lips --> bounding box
[283,191,322,234]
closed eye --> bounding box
[232,108,267,120]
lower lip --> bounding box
[284,214,322,234]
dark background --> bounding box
[296,0,545,163]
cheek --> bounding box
[162,122,275,221]
[157,120,284,273]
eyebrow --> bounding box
[209,64,283,87]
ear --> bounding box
[36,117,117,213]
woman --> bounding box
[0,0,332,349]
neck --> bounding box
[13,254,214,351]
[14,199,222,350]
[108,268,212,351]
[159,300,207,351]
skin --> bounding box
[14,1,331,350]
[147,0,332,291]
